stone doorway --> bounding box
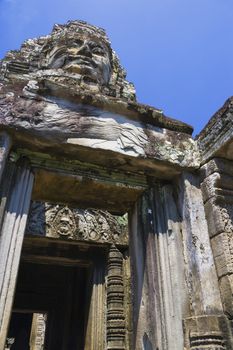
[7,312,34,350]
[5,236,104,350]
[6,312,47,350]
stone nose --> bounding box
[77,43,92,58]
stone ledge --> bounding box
[197,97,233,164]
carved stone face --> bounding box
[1,21,136,100]
[52,207,76,238]
[57,214,72,236]
[47,35,112,85]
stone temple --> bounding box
[0,20,232,350]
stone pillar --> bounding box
[0,133,11,184]
[107,245,126,350]
[129,184,188,350]
[122,251,132,350]
[0,159,34,350]
[177,171,232,349]
[200,158,233,347]
[29,313,47,350]
[84,259,106,350]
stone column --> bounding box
[129,183,188,350]
[84,259,106,350]
[0,159,34,350]
[200,158,233,347]
[29,313,47,350]
[0,133,11,184]
[177,171,232,350]
[107,245,126,350]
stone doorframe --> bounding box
[0,132,232,350]
[0,158,34,349]
[17,235,127,350]
[0,134,130,349]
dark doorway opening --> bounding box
[7,259,89,350]
[7,312,33,350]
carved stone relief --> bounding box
[30,313,47,350]
[26,201,128,245]
[189,332,226,350]
[220,205,233,232]
[0,20,136,101]
[183,314,231,350]
[107,245,126,349]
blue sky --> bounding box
[0,0,232,135]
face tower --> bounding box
[0,20,232,350]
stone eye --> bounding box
[91,46,105,56]
[75,39,84,47]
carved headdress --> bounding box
[0,20,136,101]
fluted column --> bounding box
[129,184,187,350]
[84,260,106,350]
[0,159,34,350]
[0,133,11,184]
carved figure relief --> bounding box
[220,206,233,234]
[26,201,128,245]
[49,206,77,239]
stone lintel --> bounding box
[0,93,199,173]
[26,201,129,247]
[201,158,233,179]
[32,167,144,215]
[14,146,184,182]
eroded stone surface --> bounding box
[0,19,232,350]
[201,158,233,321]
[0,20,135,101]
[0,20,198,173]
[197,97,233,163]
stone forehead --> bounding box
[40,20,115,67]
[52,20,110,41]
[4,20,113,62]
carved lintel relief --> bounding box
[107,245,126,349]
[26,201,128,245]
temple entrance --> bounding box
[3,196,128,350]
[5,236,106,350]
[7,312,34,350]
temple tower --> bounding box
[0,20,232,349]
